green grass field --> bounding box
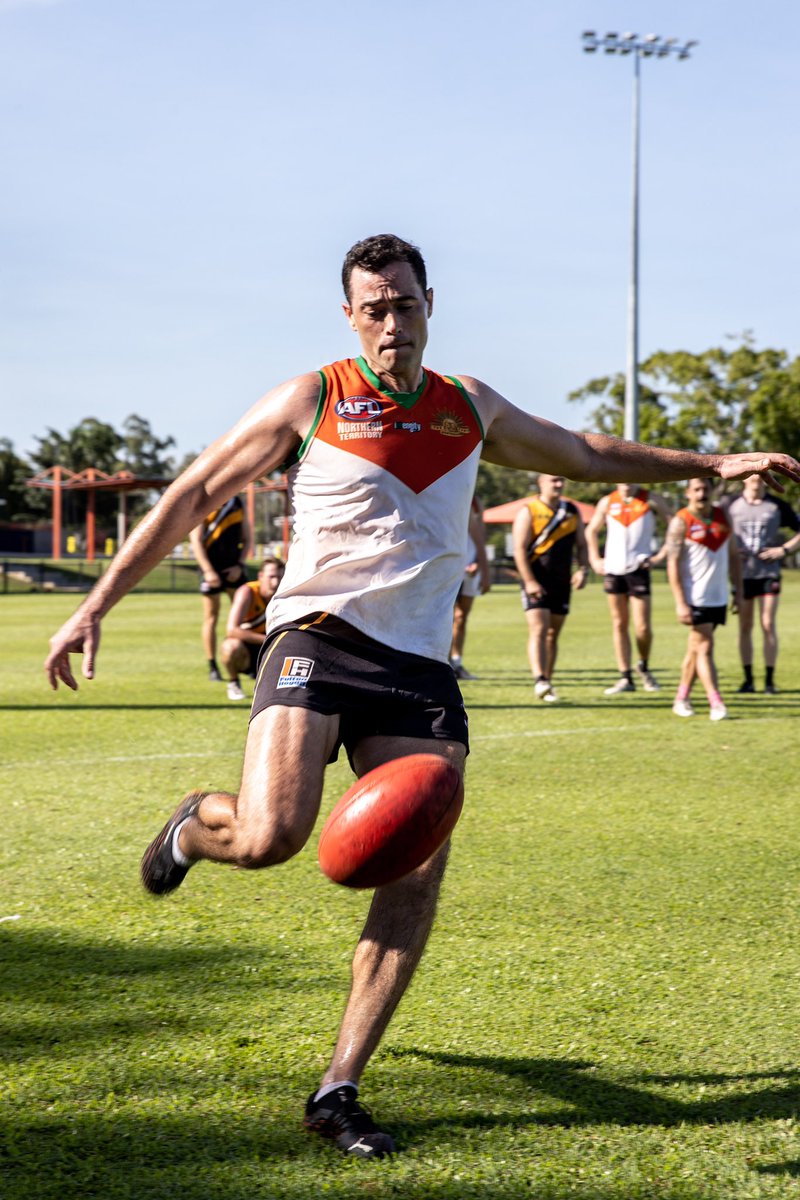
[2,578,799,1199]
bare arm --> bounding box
[665,514,692,625]
[467,504,492,594]
[511,505,540,598]
[728,533,743,612]
[584,495,609,575]
[646,492,673,567]
[226,584,266,646]
[45,372,319,689]
[462,378,800,490]
[571,510,590,590]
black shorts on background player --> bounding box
[603,567,651,598]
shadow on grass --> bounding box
[754,1160,800,1177]
[0,926,336,1058]
[389,1048,800,1130]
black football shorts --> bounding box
[250,613,469,764]
[603,567,651,598]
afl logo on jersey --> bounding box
[335,396,384,421]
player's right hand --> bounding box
[45,613,102,691]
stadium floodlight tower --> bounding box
[581,30,697,442]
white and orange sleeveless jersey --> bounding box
[676,505,731,607]
[266,357,484,662]
[604,488,654,574]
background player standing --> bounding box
[667,478,743,721]
[727,474,800,694]
[189,496,251,681]
[449,494,491,680]
[512,473,589,702]
[585,484,671,695]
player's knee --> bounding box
[235,822,307,869]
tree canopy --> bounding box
[568,337,800,505]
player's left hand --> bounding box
[758,546,787,561]
[45,612,102,691]
[717,452,800,493]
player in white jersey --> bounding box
[44,236,799,1159]
[449,494,491,680]
[585,484,671,695]
[666,479,743,721]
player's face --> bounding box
[259,565,284,599]
[343,261,433,388]
[743,474,765,501]
[685,478,711,512]
[539,474,565,505]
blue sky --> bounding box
[2,0,799,463]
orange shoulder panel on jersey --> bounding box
[678,506,731,552]
[312,358,483,495]
[607,488,650,527]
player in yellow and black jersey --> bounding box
[220,557,285,701]
[189,496,251,681]
[512,474,589,702]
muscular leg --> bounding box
[738,596,755,670]
[201,593,221,661]
[760,593,779,668]
[606,593,631,673]
[524,607,551,680]
[320,735,466,1087]
[450,594,474,661]
[546,613,567,680]
[178,706,340,868]
[690,624,718,700]
[678,636,697,697]
[630,594,653,664]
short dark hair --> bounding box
[341,234,427,303]
[260,555,285,572]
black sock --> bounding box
[623,670,633,683]
[637,659,649,673]
[743,664,753,685]
[766,666,775,687]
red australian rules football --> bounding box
[318,753,464,889]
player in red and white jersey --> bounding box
[585,484,671,695]
[666,478,743,721]
[45,235,798,1158]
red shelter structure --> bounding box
[26,467,291,561]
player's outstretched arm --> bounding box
[44,373,320,690]
[465,379,800,489]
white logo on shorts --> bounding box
[277,656,315,688]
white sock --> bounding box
[314,1080,358,1103]
[171,818,192,867]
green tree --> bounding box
[569,338,800,506]
[0,439,37,522]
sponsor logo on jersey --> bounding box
[335,397,384,420]
[431,409,470,437]
[337,421,383,441]
[276,656,315,688]
[394,421,422,433]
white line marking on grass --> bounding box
[2,716,794,770]
[0,914,21,923]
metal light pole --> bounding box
[581,31,697,443]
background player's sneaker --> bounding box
[672,698,695,718]
[763,682,778,695]
[227,680,246,701]
[604,677,635,695]
[208,665,223,682]
[542,686,560,702]
[709,702,728,721]
[534,678,554,701]
[737,680,755,694]
[303,1085,396,1158]
[635,665,661,692]
[451,663,478,680]
[140,792,204,895]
